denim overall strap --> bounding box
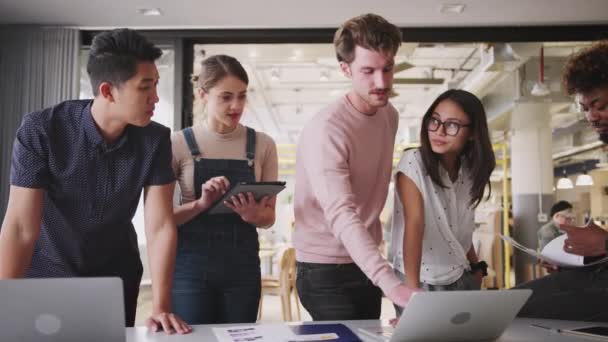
[245,127,255,168]
[182,126,257,225]
[182,127,201,157]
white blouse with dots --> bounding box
[390,148,475,286]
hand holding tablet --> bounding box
[205,181,286,215]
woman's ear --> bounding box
[198,88,208,102]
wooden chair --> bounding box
[258,247,301,321]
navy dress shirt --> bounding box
[9,99,174,277]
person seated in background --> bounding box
[537,200,573,250]
[390,89,496,316]
[515,41,608,322]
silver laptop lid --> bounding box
[391,289,532,342]
[0,277,125,342]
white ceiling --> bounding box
[3,1,604,156]
[193,43,482,144]
[0,0,607,29]
[192,42,593,145]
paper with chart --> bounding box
[500,234,608,267]
[212,324,340,342]
[212,325,295,342]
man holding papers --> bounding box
[516,41,608,321]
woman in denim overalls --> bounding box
[170,55,278,324]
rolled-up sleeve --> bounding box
[10,114,50,189]
[145,128,175,186]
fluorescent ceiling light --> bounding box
[137,8,163,16]
[440,3,466,14]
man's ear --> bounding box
[99,82,115,102]
[339,61,352,78]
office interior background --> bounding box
[1,0,608,323]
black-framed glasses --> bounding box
[427,117,470,136]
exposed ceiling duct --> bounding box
[454,43,539,98]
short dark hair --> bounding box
[419,89,496,208]
[193,54,249,92]
[550,200,573,217]
[333,13,402,64]
[562,41,608,95]
[87,28,162,96]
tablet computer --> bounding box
[206,181,286,215]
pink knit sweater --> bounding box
[293,95,402,293]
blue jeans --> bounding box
[296,262,382,321]
[171,227,261,324]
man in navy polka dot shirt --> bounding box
[0,29,191,334]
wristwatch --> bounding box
[470,261,488,277]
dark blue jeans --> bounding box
[296,262,382,321]
[171,228,261,324]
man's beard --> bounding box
[600,132,608,144]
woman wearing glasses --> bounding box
[390,89,495,313]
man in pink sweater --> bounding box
[294,13,417,320]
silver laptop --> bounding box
[359,289,532,342]
[0,277,125,342]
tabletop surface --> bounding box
[126,318,608,341]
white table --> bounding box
[126,318,606,341]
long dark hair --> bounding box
[419,89,496,208]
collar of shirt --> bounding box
[438,157,467,187]
[82,101,129,153]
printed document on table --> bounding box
[213,325,295,342]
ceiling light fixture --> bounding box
[493,43,519,62]
[295,104,303,115]
[556,170,574,190]
[440,3,466,14]
[319,69,330,81]
[137,8,163,16]
[575,170,594,186]
[270,68,281,82]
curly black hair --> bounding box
[562,41,608,95]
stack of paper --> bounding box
[500,234,608,267]
[213,325,294,342]
[213,323,361,342]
